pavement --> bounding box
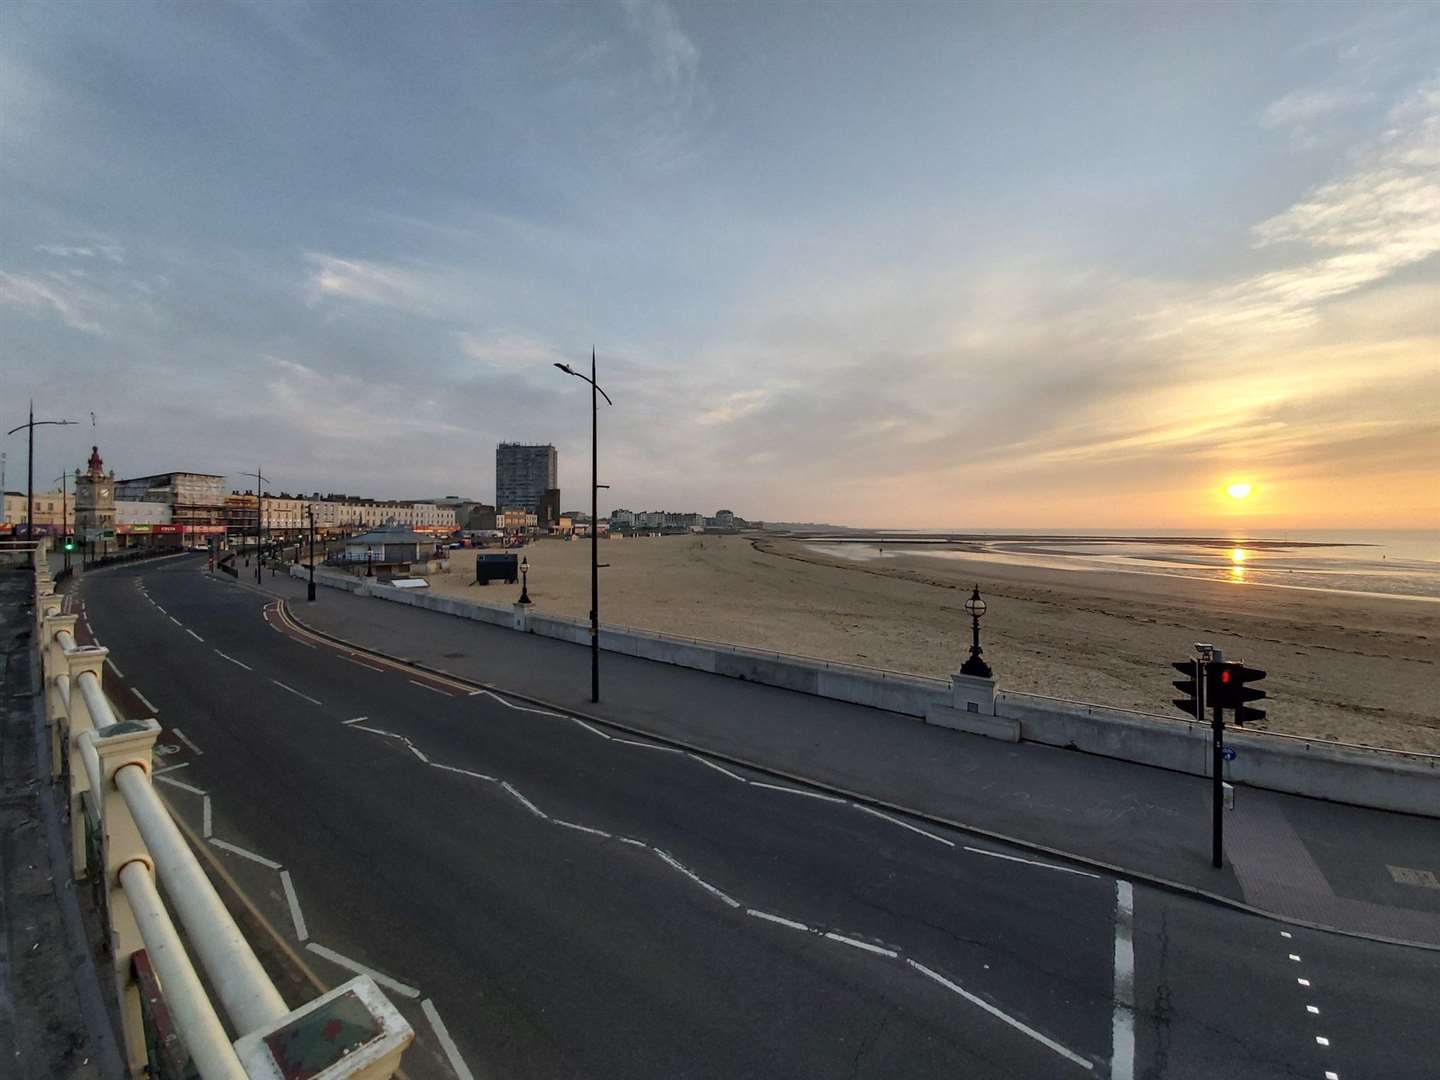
[57,554,1440,1079]
[264,562,1440,950]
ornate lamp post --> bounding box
[307,503,317,602]
[517,555,532,605]
[959,585,993,678]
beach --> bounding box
[427,534,1440,754]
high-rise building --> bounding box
[495,443,557,520]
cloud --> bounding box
[0,270,105,334]
[34,240,125,263]
[303,253,432,312]
[458,332,568,371]
[1261,86,1373,130]
[621,0,698,91]
[696,386,773,426]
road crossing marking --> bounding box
[209,838,282,870]
[280,870,309,942]
[155,775,205,796]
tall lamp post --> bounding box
[307,504,317,602]
[959,586,993,678]
[554,349,613,703]
[7,402,79,546]
[517,555,532,605]
[53,472,71,570]
[246,467,269,584]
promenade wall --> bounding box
[292,565,1440,817]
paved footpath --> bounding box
[252,564,1440,948]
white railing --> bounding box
[28,544,413,1078]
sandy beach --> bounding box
[427,534,1440,754]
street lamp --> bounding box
[554,349,613,703]
[959,585,993,678]
[517,555,532,605]
[307,503,317,602]
[7,402,79,546]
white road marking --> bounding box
[133,688,160,714]
[964,845,1102,879]
[343,716,368,725]
[1297,978,1311,987]
[337,654,385,673]
[280,870,309,942]
[611,736,681,753]
[352,725,397,737]
[553,819,613,839]
[153,762,192,776]
[854,803,955,847]
[408,744,430,764]
[474,688,565,718]
[751,781,846,803]
[1289,953,1302,962]
[430,763,498,782]
[202,796,212,838]
[908,958,1095,1070]
[83,620,93,635]
[208,839,282,870]
[1307,1005,1320,1014]
[305,943,420,1000]
[171,728,203,755]
[501,781,547,818]
[653,849,741,908]
[409,679,453,697]
[1111,880,1136,1080]
[214,650,252,671]
[689,754,747,781]
[825,932,898,958]
[571,717,612,739]
[270,679,323,707]
[1280,931,1292,939]
[292,638,316,649]
[186,629,204,642]
[1325,1072,1339,1079]
[104,656,124,678]
[1316,1036,1330,1047]
[746,909,811,932]
[421,999,475,1080]
[155,775,206,796]
[155,605,167,614]
[169,616,182,627]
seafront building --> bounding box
[495,443,558,526]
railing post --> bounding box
[64,645,110,879]
[93,718,162,1079]
[43,612,79,780]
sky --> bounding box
[2,1,1437,530]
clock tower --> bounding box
[74,445,116,553]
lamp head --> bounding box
[964,586,987,619]
[521,555,529,571]
[554,362,574,374]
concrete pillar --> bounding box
[950,672,998,715]
[42,612,79,780]
[64,645,109,879]
[93,718,160,1078]
[233,974,413,1079]
[513,602,532,632]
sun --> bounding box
[1226,482,1253,500]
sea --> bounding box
[797,529,1440,604]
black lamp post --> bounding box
[7,402,79,544]
[517,555,532,605]
[307,504,317,602]
[959,585,993,678]
[554,349,613,703]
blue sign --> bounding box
[1222,746,1237,761]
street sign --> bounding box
[1222,746,1237,761]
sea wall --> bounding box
[291,564,1440,816]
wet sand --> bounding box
[427,534,1440,754]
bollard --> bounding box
[63,645,110,878]
[93,718,161,1078]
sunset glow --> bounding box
[1226,483,1254,500]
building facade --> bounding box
[115,471,226,529]
[495,444,557,519]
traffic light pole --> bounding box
[1209,667,1224,870]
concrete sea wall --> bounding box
[292,564,1440,817]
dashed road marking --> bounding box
[280,870,309,942]
[653,849,741,908]
[169,616,183,627]
[171,728,203,755]
[751,781,846,803]
[133,688,160,715]
[964,845,1102,879]
[825,932,898,958]
[1316,1036,1330,1047]
[1289,954,1302,962]
[209,838,282,870]
[421,999,475,1080]
[343,716,369,725]
[611,736,681,753]
[430,763,498,782]
[747,909,811,932]
[854,803,955,847]
[338,654,385,673]
[270,679,323,707]
[409,679,453,697]
[501,781,547,819]
[553,819,613,839]
[155,775,206,796]
[214,650,252,671]
[689,754,747,781]
[104,656,124,678]
[186,629,204,642]
[202,796,212,838]
[1111,881,1136,1080]
[305,943,420,1000]
[572,717,612,739]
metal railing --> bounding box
[25,543,414,1077]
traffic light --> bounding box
[1211,662,1266,725]
[1172,660,1202,718]
[63,537,74,551]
